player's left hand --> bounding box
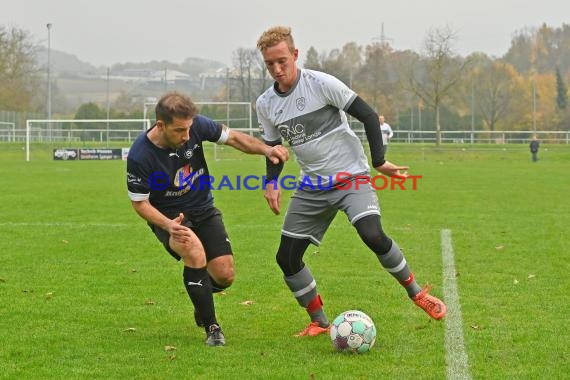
[267,145,289,164]
[375,160,409,178]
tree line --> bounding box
[228,23,570,144]
[1,23,569,144]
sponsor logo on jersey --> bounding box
[127,172,141,184]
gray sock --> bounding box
[377,241,422,297]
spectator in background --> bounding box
[530,135,540,162]
[379,115,394,155]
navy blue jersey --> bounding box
[127,115,223,217]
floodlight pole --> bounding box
[106,67,110,146]
[46,23,52,121]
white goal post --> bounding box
[143,101,256,160]
[25,119,151,161]
[0,121,16,142]
[143,101,254,133]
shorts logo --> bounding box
[296,97,306,111]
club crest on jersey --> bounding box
[184,149,193,159]
[296,97,306,111]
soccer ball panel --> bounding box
[336,321,353,337]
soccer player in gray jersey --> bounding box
[256,26,446,337]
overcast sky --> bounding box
[2,0,569,67]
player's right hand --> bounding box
[264,181,281,215]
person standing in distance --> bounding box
[126,92,288,346]
[256,26,446,337]
[379,114,394,155]
[529,135,540,162]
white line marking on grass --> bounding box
[441,229,471,380]
[0,222,132,228]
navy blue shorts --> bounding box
[150,207,233,261]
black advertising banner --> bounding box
[53,148,128,160]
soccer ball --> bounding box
[330,310,377,353]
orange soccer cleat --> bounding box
[412,286,447,320]
[295,321,331,337]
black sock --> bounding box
[183,266,217,331]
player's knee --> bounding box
[275,236,310,276]
[355,216,392,254]
[276,249,302,276]
[208,256,235,288]
[215,267,235,287]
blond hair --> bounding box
[257,26,295,52]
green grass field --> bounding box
[1,142,569,379]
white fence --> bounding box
[2,120,569,147]
[346,125,570,144]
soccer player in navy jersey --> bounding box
[127,92,288,346]
[255,26,446,337]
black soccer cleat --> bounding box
[205,324,226,346]
[194,308,204,328]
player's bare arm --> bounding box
[130,200,195,243]
[224,128,289,164]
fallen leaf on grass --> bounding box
[144,299,155,305]
[164,345,176,352]
[471,325,481,330]
[45,292,54,299]
[130,268,138,273]
[122,327,136,333]
[495,245,504,251]
[62,240,69,244]
[513,279,519,285]
[527,274,536,279]
[239,300,255,306]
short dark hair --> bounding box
[155,92,199,125]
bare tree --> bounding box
[232,48,255,103]
[0,26,40,112]
[232,48,271,103]
[408,26,468,145]
[357,43,389,110]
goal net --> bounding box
[25,119,151,161]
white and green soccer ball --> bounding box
[330,310,377,353]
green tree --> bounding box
[555,67,568,110]
[304,46,321,70]
[74,102,106,140]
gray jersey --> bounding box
[256,69,370,186]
